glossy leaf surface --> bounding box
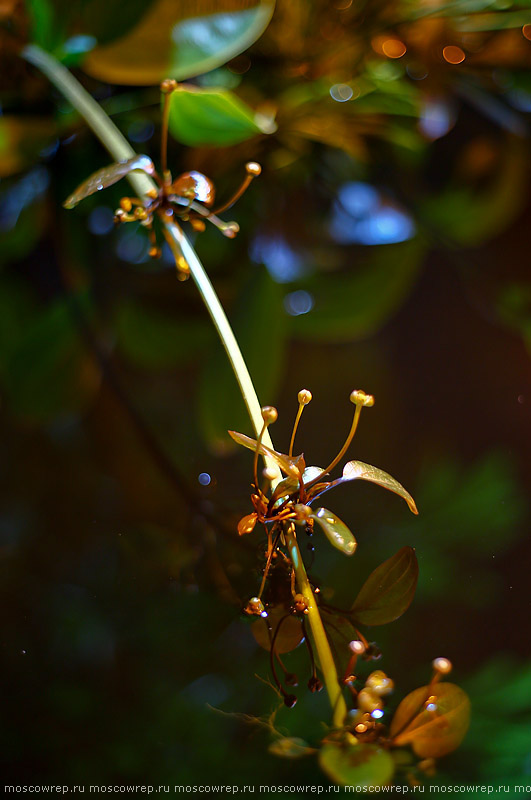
[228,431,302,477]
[168,86,275,147]
[63,155,155,209]
[341,461,418,514]
[251,609,304,654]
[319,743,395,787]
[82,0,275,85]
[390,683,471,758]
[272,466,326,501]
[311,508,357,556]
[351,546,418,626]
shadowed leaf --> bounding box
[351,546,418,626]
[311,507,357,556]
[272,466,326,502]
[82,0,275,85]
[63,155,155,209]
[390,683,471,758]
[168,85,276,147]
[319,743,395,787]
[251,609,304,654]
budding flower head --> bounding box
[298,389,312,405]
[261,406,278,425]
[350,390,375,408]
[246,161,262,176]
[245,597,265,616]
[432,657,452,675]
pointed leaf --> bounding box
[237,513,258,536]
[82,0,275,86]
[168,85,276,147]
[228,430,302,478]
[311,508,357,556]
[341,460,418,514]
[272,466,326,502]
[319,743,395,787]
[63,155,155,209]
[390,683,471,758]
[351,546,418,626]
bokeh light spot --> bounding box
[382,39,406,59]
[284,290,314,316]
[330,84,354,102]
[443,46,466,65]
[198,473,211,486]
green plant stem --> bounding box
[23,43,347,729]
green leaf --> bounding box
[291,239,424,343]
[82,0,275,86]
[168,85,275,147]
[114,300,213,369]
[389,683,471,758]
[319,743,395,787]
[198,267,287,454]
[351,546,418,626]
[272,466,326,502]
[268,737,314,759]
[341,461,418,514]
[310,508,357,556]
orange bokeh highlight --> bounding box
[443,45,466,64]
[523,24,531,41]
[382,39,407,59]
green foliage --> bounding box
[390,683,471,759]
[168,85,276,147]
[310,507,357,556]
[351,547,418,626]
[319,743,395,787]
[82,0,276,85]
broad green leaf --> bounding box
[251,609,304,654]
[341,461,418,515]
[63,155,155,209]
[291,239,424,343]
[82,0,275,86]
[319,743,395,787]
[114,300,213,369]
[272,466,326,502]
[311,508,357,556]
[168,86,275,147]
[228,431,302,478]
[268,737,314,759]
[389,683,471,758]
[351,546,418,626]
[199,267,287,454]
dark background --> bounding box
[1,0,530,791]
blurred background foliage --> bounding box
[1,0,530,791]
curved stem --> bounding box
[23,43,347,730]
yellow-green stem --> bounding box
[23,43,347,729]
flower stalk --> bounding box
[23,43,347,729]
